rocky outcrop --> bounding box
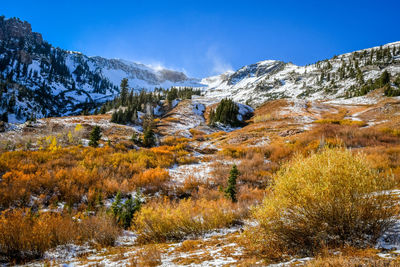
[0,16,42,44]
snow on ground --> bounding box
[115,231,138,247]
[278,99,307,116]
[213,122,242,133]
[43,244,96,263]
[326,95,379,105]
[159,100,210,138]
[169,161,214,184]
[267,257,314,267]
[237,103,254,121]
[23,226,244,267]
[171,99,181,108]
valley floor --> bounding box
[2,94,400,266]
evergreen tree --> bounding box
[99,104,107,114]
[143,126,156,147]
[89,125,102,147]
[120,78,129,106]
[166,87,179,106]
[377,70,390,87]
[111,191,122,217]
[1,112,8,122]
[384,84,400,97]
[110,190,142,229]
[225,164,239,202]
[111,110,118,123]
[209,98,240,126]
[120,191,142,229]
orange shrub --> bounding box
[0,209,75,262]
[0,209,120,263]
[0,144,192,209]
[131,167,171,193]
[161,136,190,146]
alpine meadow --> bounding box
[1,1,400,266]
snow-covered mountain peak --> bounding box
[201,41,400,106]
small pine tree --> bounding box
[110,190,142,229]
[1,112,8,122]
[167,87,179,106]
[120,78,129,106]
[225,164,239,202]
[131,132,141,145]
[378,70,390,87]
[111,191,122,217]
[143,127,156,147]
[110,111,118,123]
[89,125,102,147]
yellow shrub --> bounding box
[244,148,397,260]
[220,146,247,158]
[133,198,239,243]
[253,113,276,123]
[161,136,190,146]
[74,123,83,132]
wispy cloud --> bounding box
[206,46,233,75]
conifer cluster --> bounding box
[209,98,240,126]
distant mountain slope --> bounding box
[202,42,400,106]
[0,16,201,122]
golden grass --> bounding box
[313,119,366,127]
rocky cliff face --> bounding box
[0,16,42,44]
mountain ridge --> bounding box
[0,16,201,122]
[201,41,400,106]
[1,15,400,123]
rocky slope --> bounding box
[202,42,400,106]
[0,16,201,122]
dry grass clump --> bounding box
[228,152,273,188]
[305,124,400,148]
[78,213,121,246]
[244,148,397,261]
[253,113,278,123]
[313,118,367,127]
[164,117,181,122]
[0,210,120,263]
[0,209,74,262]
[130,245,162,266]
[133,198,241,243]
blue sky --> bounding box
[2,0,400,77]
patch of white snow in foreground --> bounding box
[267,257,314,266]
[169,161,214,184]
